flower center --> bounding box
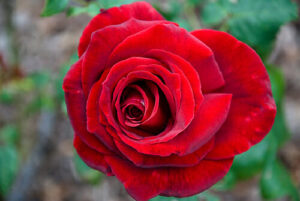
[126,105,143,121]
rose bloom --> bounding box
[63,2,276,201]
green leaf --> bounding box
[230,134,269,180]
[213,168,236,191]
[150,192,219,201]
[0,145,19,196]
[266,65,285,105]
[0,88,14,104]
[0,125,19,146]
[198,191,220,201]
[187,0,205,6]
[201,0,298,57]
[153,0,183,21]
[150,195,198,201]
[41,0,69,17]
[202,1,228,26]
[267,65,290,147]
[173,17,192,31]
[260,159,300,201]
[96,0,138,8]
[67,3,100,17]
[73,153,102,185]
[29,72,51,89]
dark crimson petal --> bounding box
[100,58,197,143]
[145,49,203,111]
[86,75,121,152]
[132,64,196,139]
[137,82,167,132]
[115,81,163,131]
[117,92,145,128]
[101,70,175,138]
[98,58,177,137]
[78,1,164,56]
[118,84,153,123]
[118,94,231,156]
[105,60,176,117]
[82,19,174,96]
[191,29,276,159]
[107,23,225,92]
[74,134,113,175]
[114,137,214,168]
[114,80,155,139]
[63,57,114,154]
[105,155,233,201]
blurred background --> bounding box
[0,0,300,201]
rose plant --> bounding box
[63,2,276,200]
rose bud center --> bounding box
[126,105,143,121]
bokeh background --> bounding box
[0,0,300,201]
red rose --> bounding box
[63,2,276,201]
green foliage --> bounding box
[0,87,14,104]
[201,0,298,57]
[29,72,51,89]
[150,191,219,201]
[267,65,290,147]
[0,146,19,196]
[96,0,138,8]
[24,71,55,113]
[150,196,197,201]
[260,157,300,201]
[0,78,35,105]
[41,0,69,17]
[0,125,19,146]
[67,3,100,17]
[230,135,269,180]
[197,191,220,201]
[73,153,102,185]
[212,169,236,191]
[67,0,138,17]
[0,125,20,197]
[154,0,183,21]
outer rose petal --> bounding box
[82,19,174,96]
[62,57,113,155]
[86,74,120,152]
[192,29,276,159]
[108,23,225,92]
[74,134,113,175]
[114,137,214,168]
[78,1,164,56]
[105,156,233,201]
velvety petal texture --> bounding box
[191,30,276,159]
[63,2,276,201]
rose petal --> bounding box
[108,23,225,92]
[63,57,114,154]
[192,29,276,159]
[114,137,215,168]
[145,49,203,111]
[74,134,113,175]
[82,19,174,96]
[100,70,174,137]
[105,155,233,201]
[118,94,232,156]
[86,76,120,152]
[78,1,164,56]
